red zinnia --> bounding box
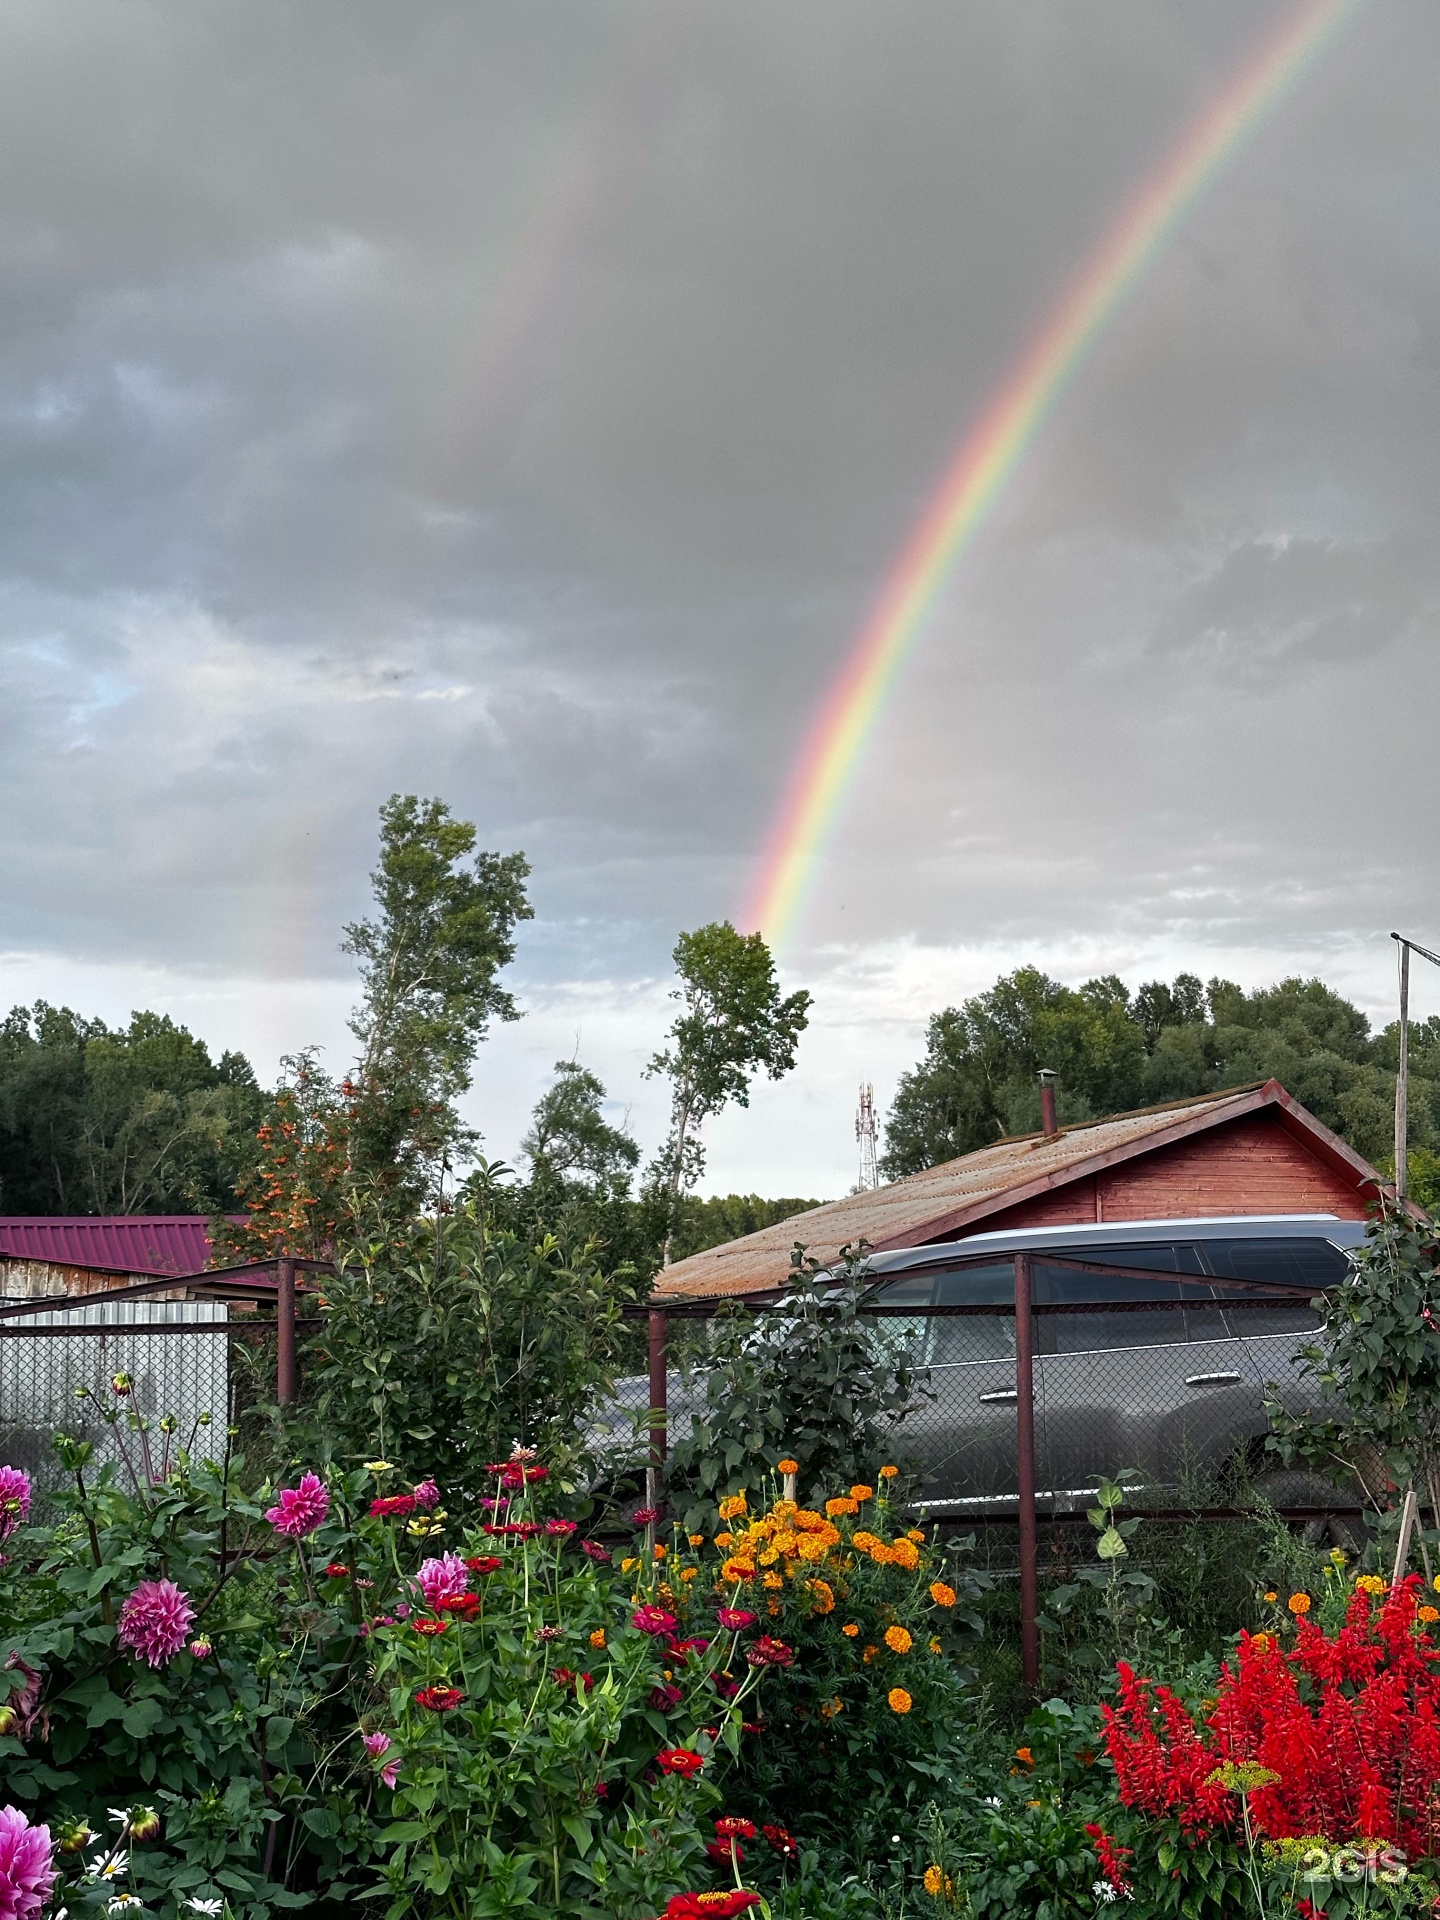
[661,1895,762,1918]
[656,1747,705,1777]
[745,1635,794,1668]
[762,1823,796,1855]
[412,1619,448,1636]
[716,1609,757,1630]
[437,1593,480,1620]
[715,1817,757,1840]
[369,1494,417,1519]
[324,1563,350,1578]
[706,1839,745,1864]
[414,1685,464,1712]
[464,1555,503,1575]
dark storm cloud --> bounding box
[1,0,1437,1042]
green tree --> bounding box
[644,921,812,1263]
[520,1058,639,1185]
[0,1001,262,1213]
[341,793,532,1192]
[882,967,1440,1179]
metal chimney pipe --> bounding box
[1038,1070,1058,1138]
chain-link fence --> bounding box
[633,1244,1356,1683]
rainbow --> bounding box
[745,0,1365,947]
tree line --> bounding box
[881,964,1436,1200]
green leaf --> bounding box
[122,1696,164,1737]
[85,1691,128,1728]
[560,1813,592,1855]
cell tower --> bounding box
[856,1082,880,1191]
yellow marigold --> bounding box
[809,1579,836,1614]
[869,1542,896,1566]
[929,1581,957,1608]
[884,1625,913,1654]
[795,1534,829,1563]
[721,1558,757,1583]
[777,1458,799,1474]
[763,1571,783,1590]
[863,1644,880,1664]
[852,1530,882,1553]
[890,1538,921,1571]
[680,1567,699,1583]
[589,1628,607,1648]
[1356,1574,1386,1596]
[688,1533,706,1547]
[771,1533,798,1558]
[1288,1592,1312,1615]
[923,1865,945,1896]
[1250,1631,1272,1650]
[767,1597,782,1615]
[826,1496,859,1518]
[1421,1606,1440,1624]
[850,1484,874,1502]
[772,1500,798,1521]
[906,1529,926,1544]
[929,1637,942,1653]
[621,1556,639,1573]
[758,1546,780,1567]
[718,1493,748,1521]
[715,1532,735,1550]
[887,1687,912,1714]
[793,1509,826,1531]
[1263,1590,1278,1603]
[842,1622,860,1637]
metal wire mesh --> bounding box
[0,1297,231,1494]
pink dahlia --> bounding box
[415,1554,470,1611]
[0,1470,30,1544]
[118,1578,195,1668]
[411,1478,440,1510]
[265,1472,329,1538]
[0,1804,54,1920]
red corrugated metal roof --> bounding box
[0,1217,215,1277]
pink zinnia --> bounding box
[544,1519,577,1538]
[0,1805,54,1920]
[118,1578,195,1668]
[632,1606,677,1636]
[265,1472,329,1538]
[362,1731,399,1788]
[412,1479,440,1510]
[0,1470,30,1543]
[416,1555,470,1611]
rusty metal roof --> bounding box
[651,1080,1384,1301]
[0,1217,216,1277]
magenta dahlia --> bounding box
[0,1470,31,1544]
[0,1804,54,1920]
[264,1472,329,1538]
[118,1578,195,1668]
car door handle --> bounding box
[1184,1371,1242,1387]
[978,1388,1018,1404]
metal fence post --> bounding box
[1014,1249,1039,1689]
[276,1257,297,1406]
[647,1306,668,1521]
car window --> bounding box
[1199,1238,1351,1290]
[1051,1240,1208,1274]
[1043,1307,1190,1353]
[1032,1258,1189,1305]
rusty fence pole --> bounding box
[1014,1249,1039,1689]
[276,1256,297,1406]
[647,1307,668,1538]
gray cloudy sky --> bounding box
[2,0,1438,1196]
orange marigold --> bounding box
[809,1579,836,1614]
[850,1484,874,1502]
[589,1628,607,1648]
[777,1458,799,1474]
[718,1493,748,1521]
[826,1496,859,1518]
[879,1464,900,1480]
[852,1530,882,1553]
[884,1625,913,1654]
[722,1558,757,1583]
[888,1687,912,1714]
[688,1534,706,1547]
[1420,1605,1440,1624]
[929,1581,957,1607]
[863,1644,880,1664]
[906,1529,926,1544]
[841,1622,859,1637]
[1288,1592,1312,1615]
[889,1539,921,1571]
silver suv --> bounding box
[861,1213,1362,1515]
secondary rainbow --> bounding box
[745,0,1365,947]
